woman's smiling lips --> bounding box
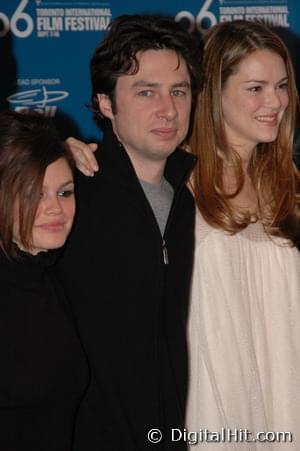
[255,113,279,126]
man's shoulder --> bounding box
[165,146,197,191]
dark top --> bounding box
[57,128,196,450]
[0,249,89,451]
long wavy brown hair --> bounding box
[189,20,300,244]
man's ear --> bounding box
[97,94,114,119]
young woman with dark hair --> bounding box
[0,110,88,451]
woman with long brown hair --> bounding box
[186,20,300,449]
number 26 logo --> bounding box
[0,0,33,38]
[175,0,217,33]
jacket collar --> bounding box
[96,126,197,191]
[0,247,59,288]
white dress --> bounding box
[186,211,300,450]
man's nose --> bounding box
[157,94,177,120]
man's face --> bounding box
[99,49,192,175]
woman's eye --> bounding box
[248,86,261,93]
[278,82,288,90]
[58,190,74,198]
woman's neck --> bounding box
[223,164,258,213]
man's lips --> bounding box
[151,127,177,138]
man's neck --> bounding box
[125,150,167,185]
[135,163,166,185]
[111,127,169,184]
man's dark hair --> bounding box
[90,14,202,129]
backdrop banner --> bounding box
[0,0,299,140]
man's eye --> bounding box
[172,90,185,97]
[138,90,152,97]
[58,190,74,198]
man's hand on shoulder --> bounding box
[65,137,99,177]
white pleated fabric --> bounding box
[186,211,300,450]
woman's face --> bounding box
[221,48,289,156]
[14,157,75,255]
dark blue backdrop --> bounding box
[1,0,299,141]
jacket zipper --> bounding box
[162,155,197,268]
[162,239,169,265]
[161,180,186,268]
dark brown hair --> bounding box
[0,109,74,258]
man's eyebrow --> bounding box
[172,81,191,88]
[131,80,191,88]
[131,81,159,88]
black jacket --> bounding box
[0,250,88,451]
[57,128,196,450]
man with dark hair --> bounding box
[57,14,201,450]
